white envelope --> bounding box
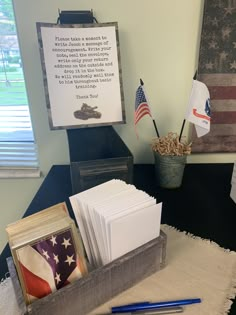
[104,199,156,262]
[109,203,162,261]
[70,179,162,266]
[84,183,136,265]
[90,187,138,264]
[94,190,154,263]
[70,180,134,266]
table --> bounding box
[1,163,236,313]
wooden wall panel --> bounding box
[192,0,236,152]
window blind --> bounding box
[0,106,39,176]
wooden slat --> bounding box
[199,73,236,86]
[192,134,236,152]
[211,111,236,124]
[211,100,236,111]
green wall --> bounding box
[0,0,235,253]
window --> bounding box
[0,0,39,178]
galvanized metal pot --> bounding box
[153,152,187,189]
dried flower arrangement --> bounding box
[151,132,192,156]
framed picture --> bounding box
[7,203,88,305]
[36,22,126,129]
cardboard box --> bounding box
[8,230,167,315]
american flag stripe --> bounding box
[211,100,236,111]
[192,124,236,152]
[192,74,236,152]
[209,86,236,99]
[207,124,236,136]
[191,132,236,152]
[211,112,236,124]
[134,104,151,124]
[198,74,236,86]
[18,245,56,291]
[17,245,56,301]
[19,262,52,299]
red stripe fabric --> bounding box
[135,103,151,124]
[211,111,236,124]
[19,261,52,299]
[135,109,151,124]
[208,86,236,100]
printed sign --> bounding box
[37,22,125,129]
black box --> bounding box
[67,126,133,194]
[58,10,94,24]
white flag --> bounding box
[185,79,211,137]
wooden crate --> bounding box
[8,231,167,315]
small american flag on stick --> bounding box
[134,79,159,137]
[134,85,152,125]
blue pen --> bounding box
[111,298,201,313]
[115,302,150,308]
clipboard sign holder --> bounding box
[57,11,133,194]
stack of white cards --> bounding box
[69,179,162,267]
[230,162,236,203]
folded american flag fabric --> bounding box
[16,228,84,304]
[7,202,87,305]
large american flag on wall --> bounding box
[192,0,236,152]
[16,228,83,304]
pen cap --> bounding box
[144,306,184,314]
[107,306,183,314]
